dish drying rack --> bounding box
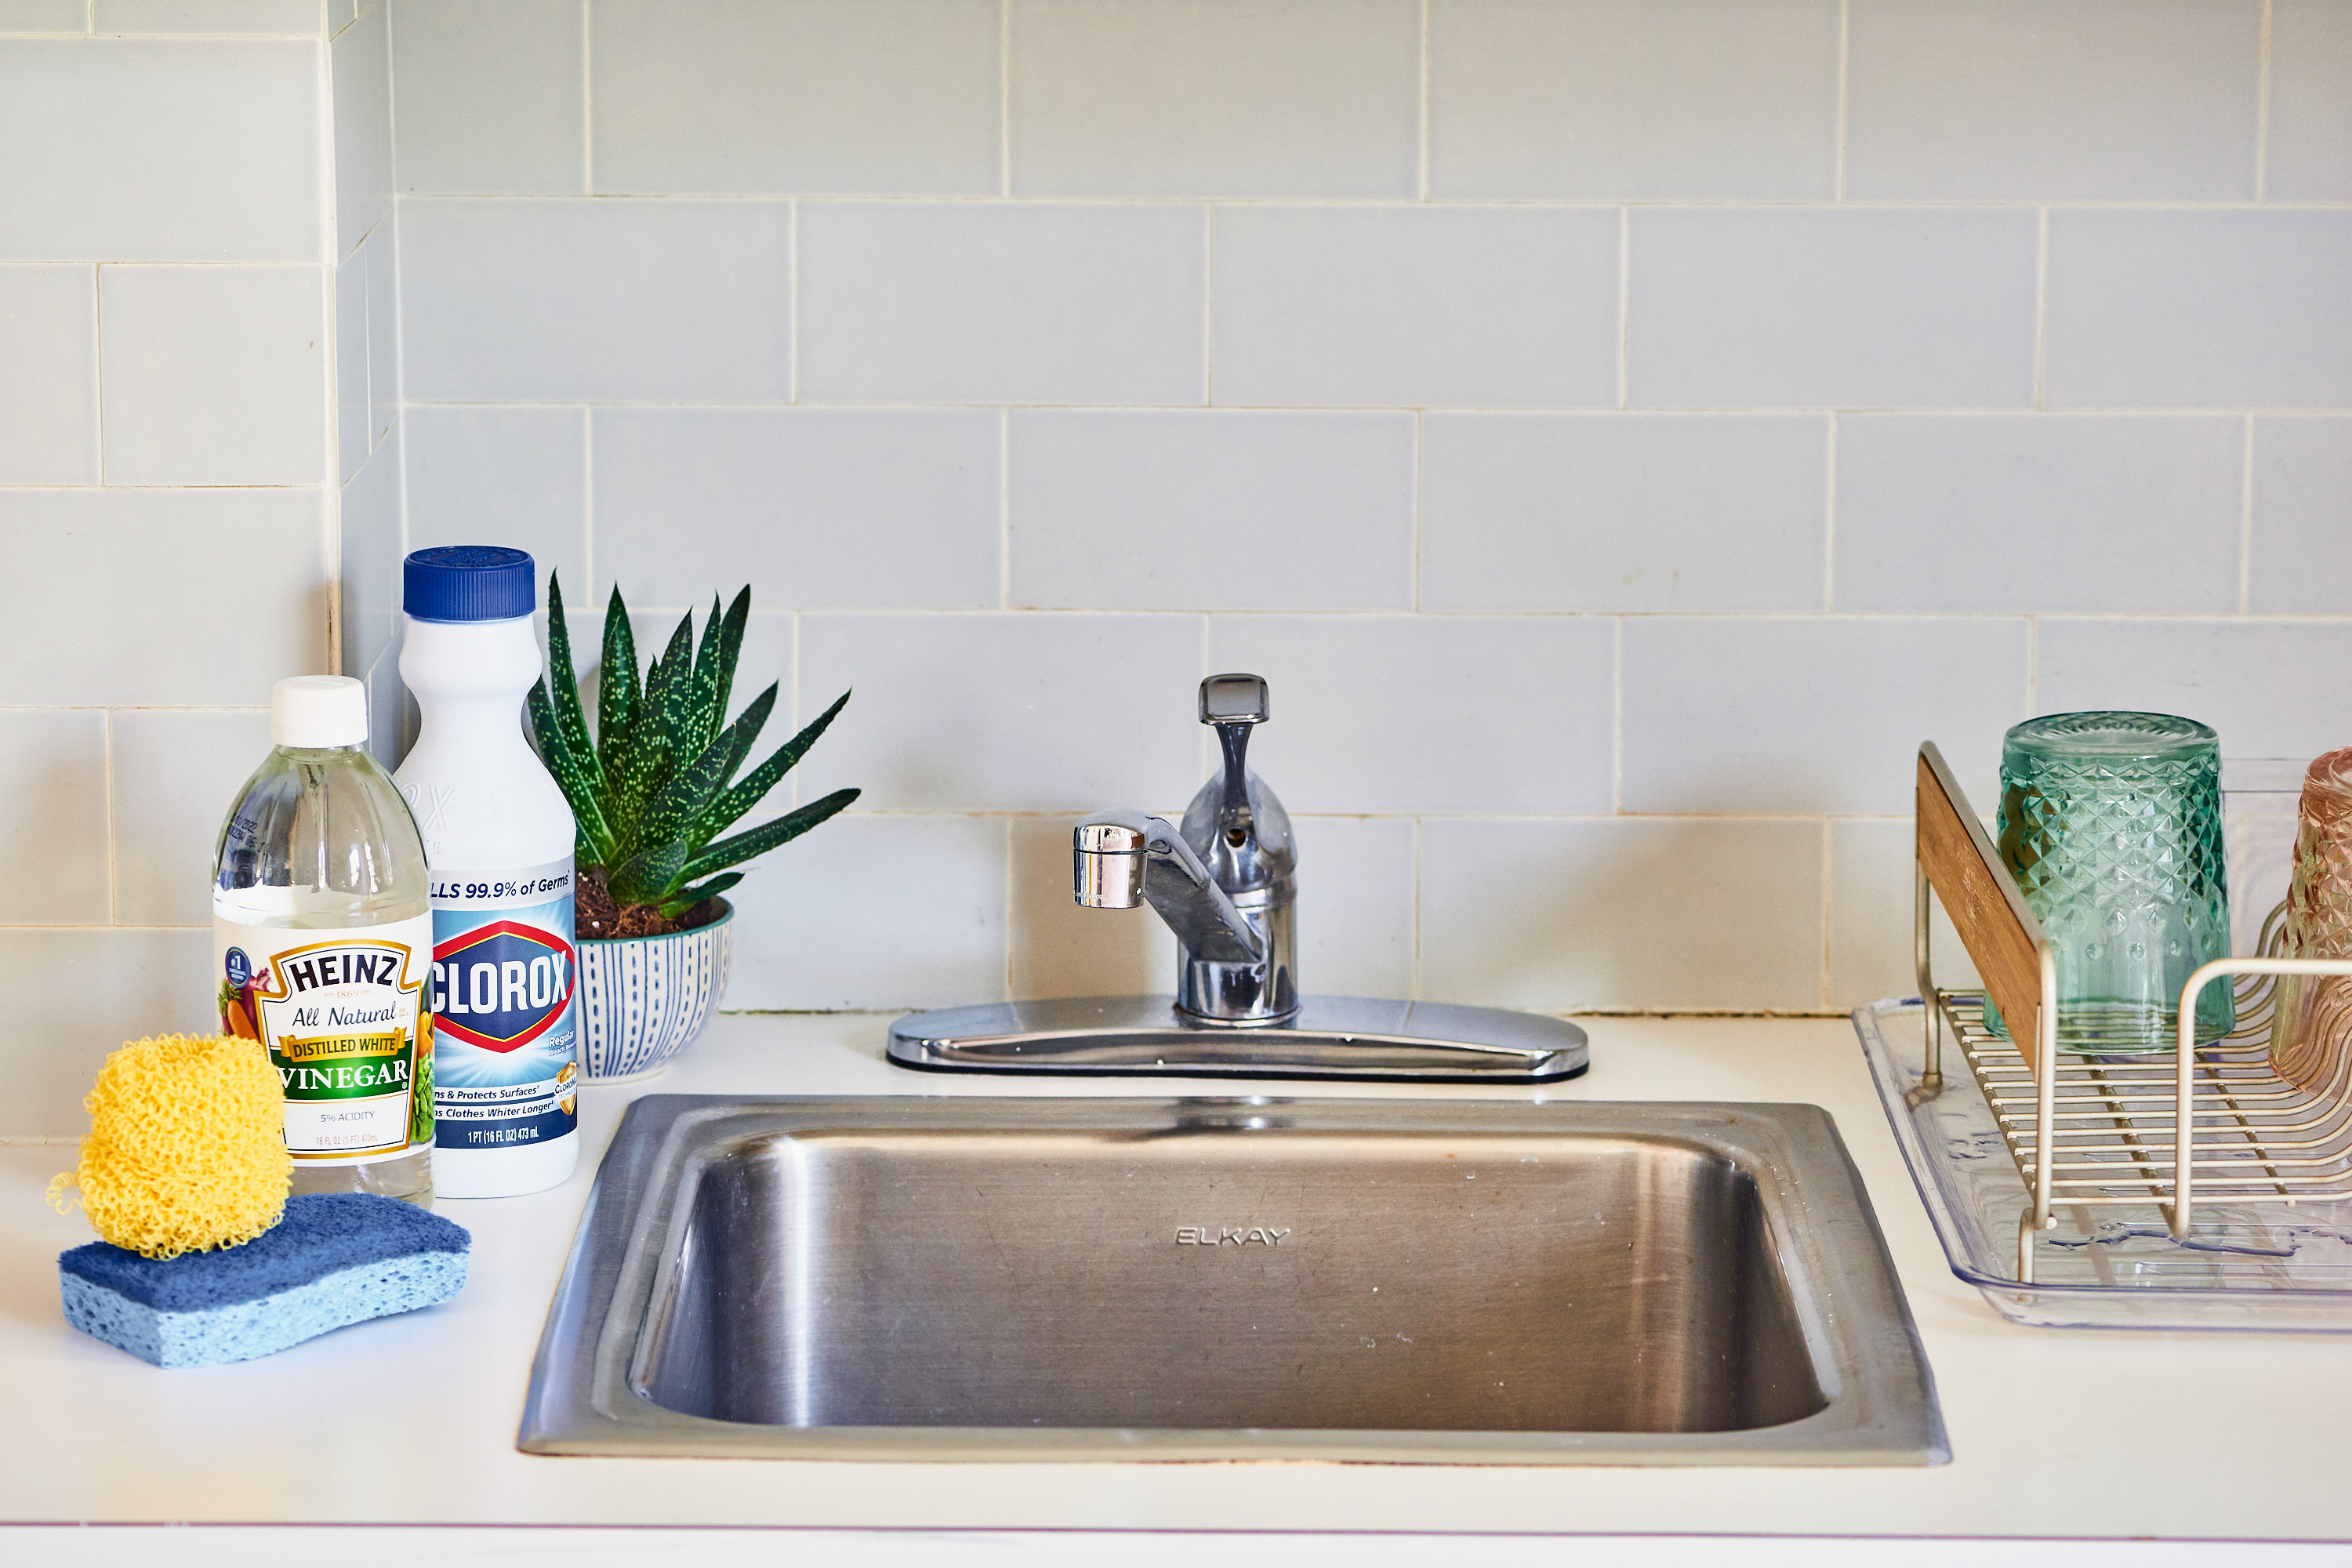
[1911,742,2352,1286]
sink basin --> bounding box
[522,1096,1945,1465]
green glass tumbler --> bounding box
[1985,712,2232,1054]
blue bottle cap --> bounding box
[404,546,536,622]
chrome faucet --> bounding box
[884,673,1587,1083]
[1073,673,1298,1025]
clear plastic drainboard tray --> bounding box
[1857,996,2352,1332]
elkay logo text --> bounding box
[1174,1225,1290,1247]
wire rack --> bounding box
[1914,742,2352,1283]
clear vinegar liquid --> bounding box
[214,744,434,1203]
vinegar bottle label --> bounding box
[427,858,580,1152]
[212,913,433,1164]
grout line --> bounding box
[1615,207,1631,408]
[998,410,1011,610]
[1833,0,1850,201]
[788,610,803,807]
[1818,818,1833,1009]
[1001,815,1014,1004]
[2031,207,2050,410]
[1822,413,1838,611]
[1417,0,1431,202]
[580,0,593,195]
[1610,617,1624,815]
[1410,410,1423,612]
[2256,0,2274,203]
[2239,413,2256,614]
[101,710,116,925]
[999,0,1012,199]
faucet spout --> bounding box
[1073,810,1264,964]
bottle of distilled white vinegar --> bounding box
[394,546,581,1200]
[213,676,434,1203]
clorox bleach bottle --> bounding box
[394,547,580,1199]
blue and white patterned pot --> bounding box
[575,900,734,1082]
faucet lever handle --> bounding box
[1199,673,1269,728]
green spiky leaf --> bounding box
[606,610,696,833]
[542,572,601,789]
[630,683,775,857]
[605,840,690,909]
[656,871,742,920]
[527,677,619,866]
[688,688,851,846]
[680,789,861,884]
[595,588,641,776]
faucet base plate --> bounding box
[886,995,1587,1083]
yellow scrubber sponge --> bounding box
[46,1034,290,1260]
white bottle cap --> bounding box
[272,675,368,748]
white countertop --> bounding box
[4,1011,2349,1544]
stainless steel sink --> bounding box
[521,1096,1945,1465]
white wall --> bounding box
[382,0,2352,1020]
[3,0,2350,1132]
[0,0,352,1133]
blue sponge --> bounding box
[58,1193,469,1368]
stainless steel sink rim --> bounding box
[521,1095,1947,1465]
[886,995,1589,1083]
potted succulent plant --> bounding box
[527,576,858,1080]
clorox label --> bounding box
[429,858,579,1151]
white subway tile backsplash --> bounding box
[1010,811,1180,1000]
[1418,413,1828,612]
[1210,206,1619,409]
[725,813,1007,1011]
[797,613,1206,811]
[0,710,110,924]
[96,0,320,31]
[111,709,274,927]
[594,408,1000,611]
[0,264,98,484]
[1828,817,1979,1007]
[1207,615,1615,814]
[1291,815,1417,1000]
[329,0,390,259]
[1420,817,1825,1011]
[1009,0,1418,198]
[1621,616,2029,815]
[334,245,369,483]
[0,487,326,706]
[593,0,999,196]
[99,263,325,486]
[1844,0,2261,200]
[1428,0,1838,201]
[2,930,213,1138]
[2268,0,2352,202]
[400,199,792,402]
[1628,209,2039,410]
[404,405,588,593]
[2037,620,2352,763]
[0,38,318,261]
[0,1,85,31]
[1835,415,2245,614]
[1009,411,1413,611]
[390,0,583,194]
[797,203,1205,406]
[2045,212,2352,410]
[2252,419,2352,616]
